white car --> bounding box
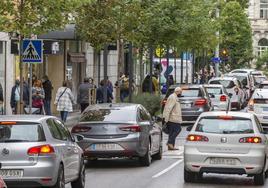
[203,84,231,111]
[248,89,268,129]
[184,111,268,185]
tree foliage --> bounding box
[256,51,268,70]
[220,1,253,69]
[0,0,75,36]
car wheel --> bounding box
[153,142,162,160]
[254,171,265,185]
[52,164,65,188]
[139,142,152,167]
[71,160,86,188]
[184,168,197,183]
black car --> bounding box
[161,84,212,124]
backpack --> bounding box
[120,78,129,90]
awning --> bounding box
[68,52,86,63]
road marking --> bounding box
[152,159,183,178]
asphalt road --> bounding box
[65,126,268,188]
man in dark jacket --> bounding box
[42,75,53,115]
[96,80,113,103]
[77,77,94,112]
[10,79,29,114]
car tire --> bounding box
[153,143,162,160]
[139,143,152,167]
[71,160,86,188]
[52,164,65,188]
[184,168,197,183]
[254,171,265,185]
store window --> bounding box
[260,0,268,19]
[258,38,268,56]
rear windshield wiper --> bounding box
[0,139,30,143]
[222,129,253,134]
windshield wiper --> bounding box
[222,129,253,134]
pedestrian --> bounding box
[96,80,113,103]
[32,80,45,114]
[119,74,129,102]
[42,75,53,115]
[162,87,182,150]
[77,77,94,113]
[106,76,113,95]
[54,81,75,122]
[10,79,29,114]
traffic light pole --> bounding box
[215,1,220,77]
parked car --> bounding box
[208,77,245,110]
[71,103,162,166]
[248,89,268,130]
[203,84,231,111]
[259,80,268,89]
[184,111,268,185]
[0,115,85,188]
[251,71,264,77]
[226,73,252,99]
[230,68,256,75]
[162,84,212,124]
[254,75,267,88]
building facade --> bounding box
[249,0,268,57]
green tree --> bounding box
[220,1,253,69]
[256,51,268,71]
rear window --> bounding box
[181,89,202,97]
[210,80,235,88]
[206,87,222,95]
[80,107,137,122]
[234,76,248,86]
[259,84,268,89]
[195,117,253,134]
[255,77,266,84]
[0,123,45,142]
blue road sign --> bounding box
[211,57,221,63]
[22,40,43,63]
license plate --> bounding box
[209,158,236,165]
[182,103,191,108]
[263,116,268,120]
[0,170,23,178]
[89,143,124,151]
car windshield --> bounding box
[255,77,266,84]
[260,84,268,89]
[233,76,248,86]
[195,117,254,134]
[0,123,45,142]
[80,107,137,122]
[210,80,235,88]
[206,87,222,95]
[181,89,202,97]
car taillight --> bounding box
[161,99,167,106]
[220,95,227,102]
[239,137,261,144]
[248,99,254,111]
[195,99,207,106]
[218,115,233,120]
[28,145,55,155]
[71,125,91,133]
[120,125,141,132]
[187,134,209,142]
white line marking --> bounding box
[152,159,183,178]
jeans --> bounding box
[44,99,51,115]
[120,90,129,102]
[167,122,182,146]
[60,111,69,122]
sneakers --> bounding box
[167,144,179,150]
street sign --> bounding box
[155,47,165,58]
[211,57,221,63]
[22,39,43,63]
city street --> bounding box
[65,126,268,188]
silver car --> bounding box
[0,115,85,188]
[248,89,268,129]
[72,103,162,166]
[204,84,231,111]
[184,111,268,185]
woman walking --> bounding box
[54,81,75,122]
[32,80,45,114]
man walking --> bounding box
[42,75,53,115]
[77,77,94,112]
[162,87,182,150]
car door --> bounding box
[53,119,80,181]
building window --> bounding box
[258,38,268,56]
[260,0,268,19]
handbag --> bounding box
[32,98,43,108]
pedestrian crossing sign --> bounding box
[22,39,43,63]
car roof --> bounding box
[84,103,139,111]
[203,84,223,88]
[199,111,253,119]
[209,77,237,81]
[169,84,202,89]
[0,115,52,122]
[227,73,249,76]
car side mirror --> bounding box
[186,125,193,131]
[73,134,84,142]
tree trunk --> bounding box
[117,39,124,79]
